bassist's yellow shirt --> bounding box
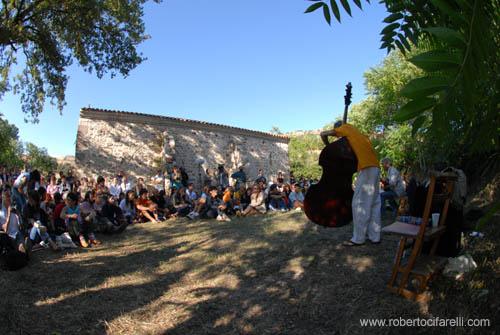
[334,124,379,171]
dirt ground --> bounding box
[0,211,496,334]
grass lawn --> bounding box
[0,211,495,334]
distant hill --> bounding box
[285,129,321,137]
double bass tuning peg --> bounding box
[344,82,352,106]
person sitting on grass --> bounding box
[241,185,266,216]
[77,177,90,200]
[0,166,10,185]
[280,181,291,210]
[72,179,81,195]
[136,188,159,223]
[38,187,51,217]
[241,186,251,211]
[78,191,102,245]
[171,187,191,217]
[255,169,267,185]
[59,175,71,195]
[134,177,147,196]
[66,170,75,191]
[1,186,29,256]
[187,186,209,219]
[46,175,60,200]
[277,171,285,185]
[98,194,129,233]
[120,173,133,193]
[88,193,125,234]
[52,192,68,236]
[202,186,231,221]
[23,190,59,251]
[222,186,235,215]
[119,190,137,225]
[12,169,41,210]
[95,175,109,197]
[60,192,88,248]
[151,189,171,220]
[282,184,292,209]
[232,186,246,213]
[288,184,305,211]
[268,184,287,212]
[109,176,122,200]
[186,183,198,204]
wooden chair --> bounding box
[382,172,457,301]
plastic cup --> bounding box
[432,213,440,228]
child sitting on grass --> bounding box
[187,186,209,219]
[171,187,191,217]
[288,184,305,211]
[1,186,29,256]
[98,194,129,233]
[135,188,159,223]
[60,192,88,248]
[119,190,137,224]
[203,187,231,222]
[52,192,68,236]
[242,185,266,216]
[222,186,235,215]
[78,191,102,245]
[150,189,171,220]
[23,190,58,251]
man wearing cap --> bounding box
[231,166,247,189]
[320,121,381,246]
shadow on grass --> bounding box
[0,213,456,335]
[160,214,422,335]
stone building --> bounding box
[75,108,290,188]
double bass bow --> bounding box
[303,83,358,227]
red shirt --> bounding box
[53,202,65,221]
[136,198,152,208]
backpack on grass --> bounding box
[0,232,28,271]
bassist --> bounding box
[320,121,381,246]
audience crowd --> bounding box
[1,158,412,270]
[0,164,310,268]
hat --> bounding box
[334,120,344,128]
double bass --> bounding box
[304,83,358,227]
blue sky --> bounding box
[1,0,388,157]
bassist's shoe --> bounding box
[342,240,365,247]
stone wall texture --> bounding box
[75,108,289,187]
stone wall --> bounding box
[75,108,290,188]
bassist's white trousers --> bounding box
[351,166,381,244]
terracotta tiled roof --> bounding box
[80,107,289,141]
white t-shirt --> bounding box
[109,184,122,197]
[121,181,133,192]
[13,172,30,188]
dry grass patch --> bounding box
[0,212,494,334]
